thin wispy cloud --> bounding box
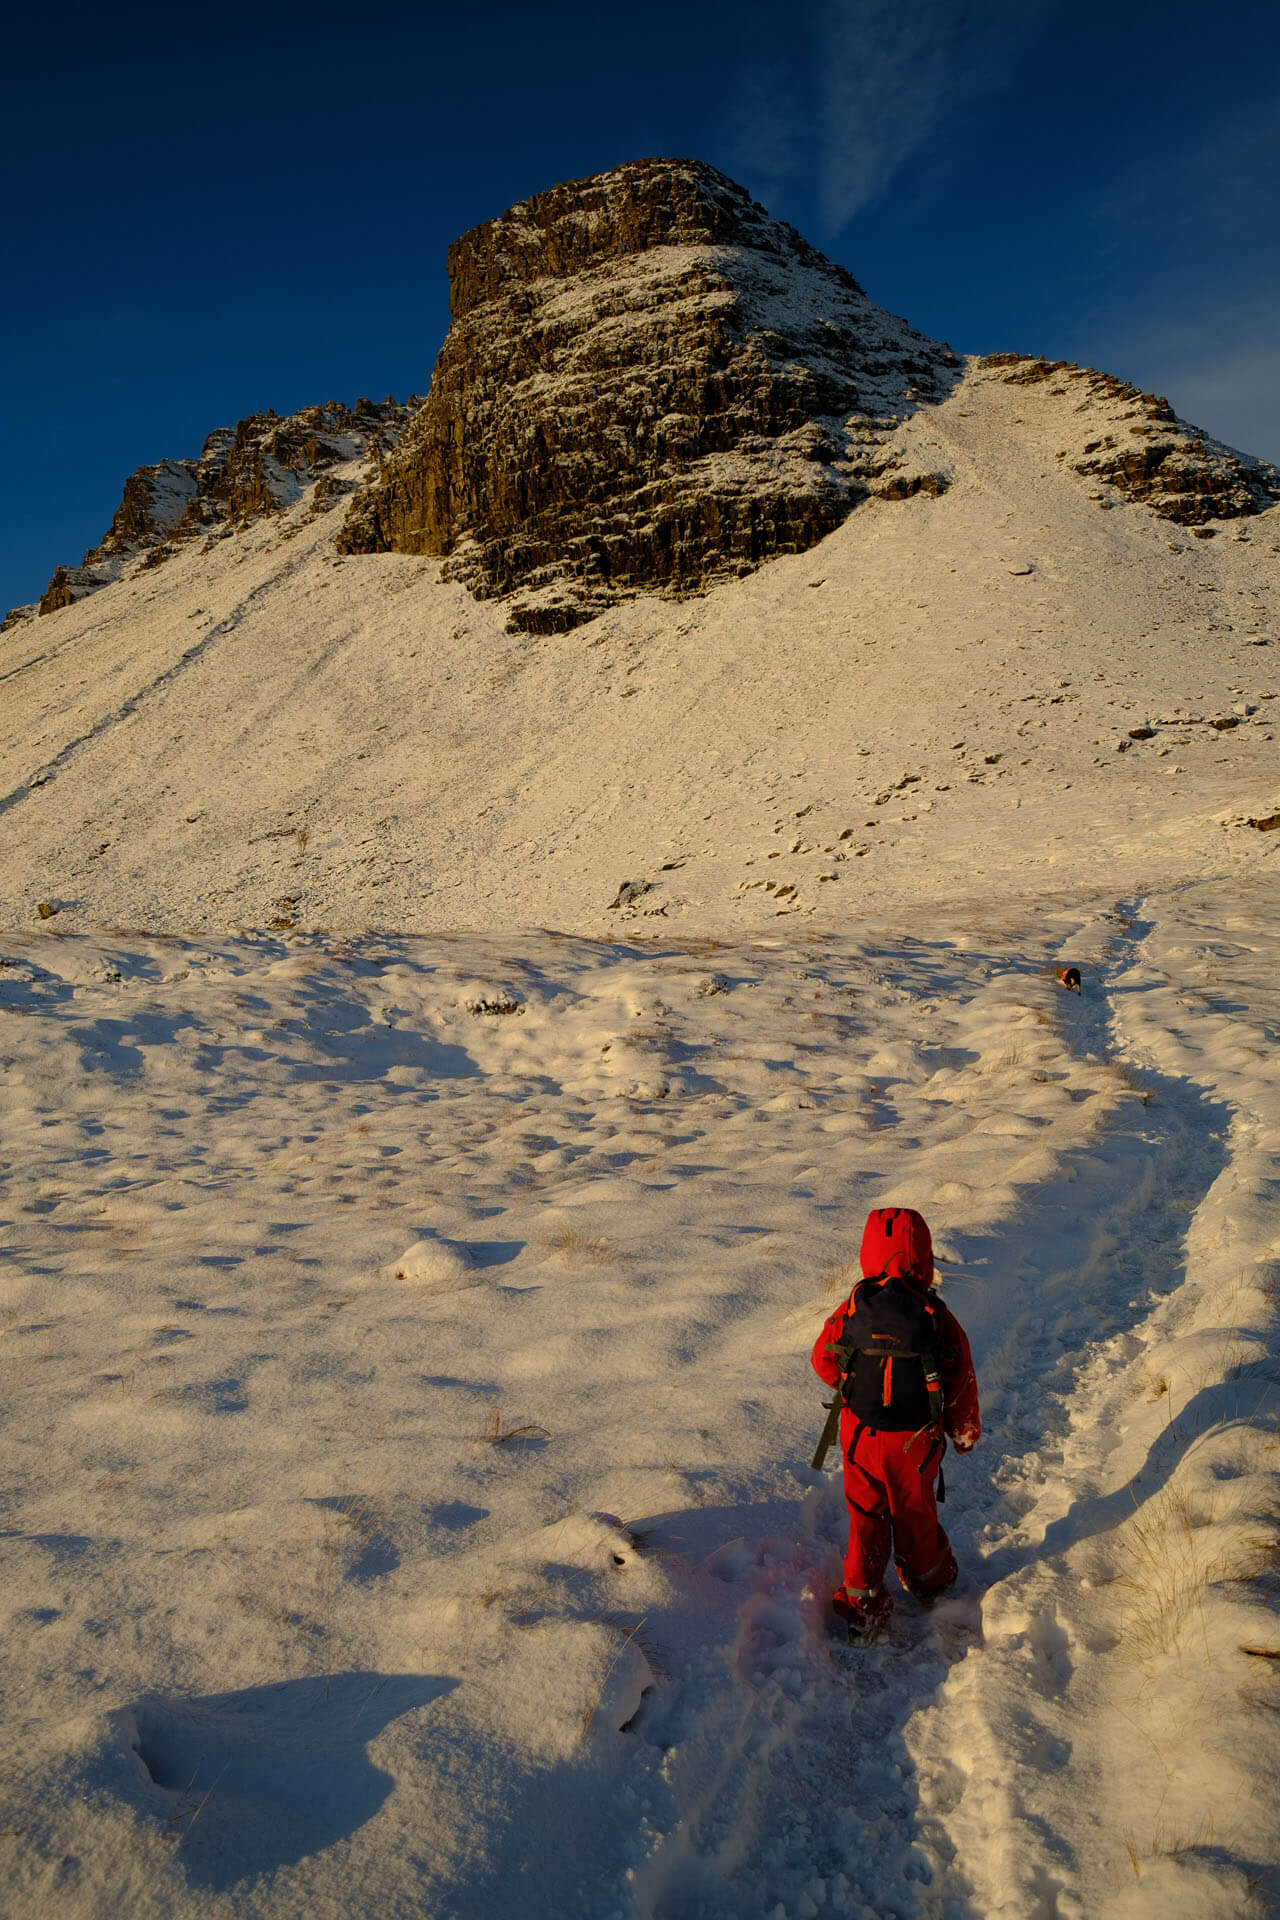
[721,0,1059,234]
[812,0,1060,229]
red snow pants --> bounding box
[839,1411,954,1596]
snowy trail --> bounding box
[622,927,1235,1920]
[910,893,1280,1919]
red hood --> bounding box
[859,1206,934,1291]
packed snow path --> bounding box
[628,968,1236,1920]
[1,885,1277,1918]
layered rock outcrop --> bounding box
[982,355,1280,526]
[10,399,413,626]
[336,159,962,629]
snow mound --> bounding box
[391,1238,475,1286]
[589,1635,653,1736]
[521,1511,641,1572]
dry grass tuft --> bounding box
[540,1227,616,1264]
[1123,1814,1215,1880]
[163,1760,229,1852]
[823,1250,860,1298]
[1117,1484,1217,1658]
[324,1489,392,1561]
[481,1407,551,1446]
[1115,1481,1268,1661]
[579,1617,651,1740]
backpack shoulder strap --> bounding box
[843,1274,883,1328]
[919,1297,946,1422]
[833,1280,873,1372]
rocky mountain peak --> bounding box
[337,158,963,630]
[443,157,865,319]
[981,354,1280,526]
[13,158,1279,640]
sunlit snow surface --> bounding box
[2,888,1278,1917]
[4,348,1280,1916]
[3,359,1279,939]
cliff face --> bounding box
[336,159,962,630]
[15,399,413,625]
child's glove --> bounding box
[951,1432,977,1454]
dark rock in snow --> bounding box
[608,879,653,910]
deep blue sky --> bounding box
[4,0,1277,617]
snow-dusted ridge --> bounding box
[4,398,415,629]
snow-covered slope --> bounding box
[1,355,1277,937]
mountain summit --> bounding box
[10,159,1279,637]
[335,158,963,630]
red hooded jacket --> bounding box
[811,1207,980,1448]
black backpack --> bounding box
[837,1274,945,1431]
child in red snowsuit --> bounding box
[811,1206,980,1641]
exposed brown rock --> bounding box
[38,568,77,617]
[337,158,961,618]
[867,469,949,502]
[979,354,1280,524]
